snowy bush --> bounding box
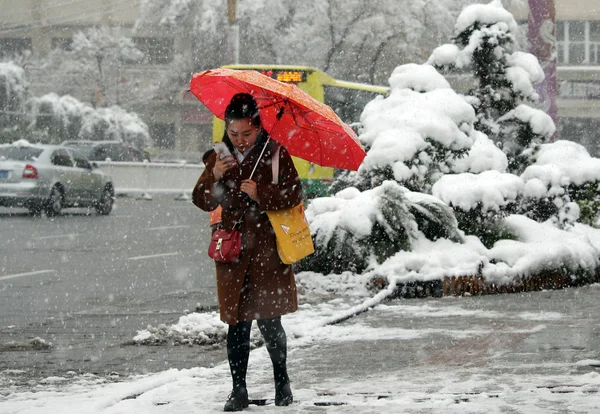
[27,94,93,142]
[522,141,600,227]
[27,93,150,146]
[80,105,151,149]
[311,63,507,273]
[302,181,461,274]
[432,170,523,247]
[422,0,588,237]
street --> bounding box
[0,198,222,383]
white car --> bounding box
[0,141,114,216]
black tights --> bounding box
[227,317,289,391]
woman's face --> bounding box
[226,119,260,153]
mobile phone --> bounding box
[214,142,232,159]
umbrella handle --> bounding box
[276,104,285,120]
[248,136,271,180]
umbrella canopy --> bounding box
[189,68,366,171]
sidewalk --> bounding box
[2,286,600,413]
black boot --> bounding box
[258,317,293,406]
[224,387,249,412]
[275,381,293,406]
[225,321,251,412]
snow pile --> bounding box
[498,104,556,140]
[485,215,599,282]
[307,184,402,244]
[452,130,508,174]
[432,170,523,212]
[454,0,519,35]
[388,63,451,92]
[132,312,227,346]
[364,235,489,284]
[527,140,600,187]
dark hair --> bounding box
[222,93,267,150]
[224,93,261,127]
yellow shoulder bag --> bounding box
[266,146,315,264]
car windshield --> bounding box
[63,144,94,158]
[0,146,44,161]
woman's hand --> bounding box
[241,179,259,202]
[212,155,236,181]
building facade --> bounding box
[1,1,600,157]
[507,0,600,155]
[0,0,207,160]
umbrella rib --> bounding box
[287,104,328,166]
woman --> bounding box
[192,93,302,411]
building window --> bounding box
[557,20,600,65]
[51,37,73,51]
[0,38,32,59]
[569,21,586,64]
[150,123,176,149]
[132,37,174,64]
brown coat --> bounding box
[192,139,302,325]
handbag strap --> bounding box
[271,145,281,185]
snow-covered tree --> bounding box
[134,0,465,97]
[42,27,144,107]
[425,1,600,230]
[332,64,478,195]
[0,62,29,143]
[27,93,150,147]
[427,0,552,174]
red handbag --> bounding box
[208,228,242,263]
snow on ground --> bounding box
[2,282,600,413]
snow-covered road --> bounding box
[2,283,599,413]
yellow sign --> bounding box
[259,70,306,83]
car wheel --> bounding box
[95,186,114,216]
[45,187,63,217]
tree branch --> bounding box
[324,0,369,72]
[369,32,405,85]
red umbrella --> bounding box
[189,68,366,171]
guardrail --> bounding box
[96,161,205,200]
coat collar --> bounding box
[238,136,277,171]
